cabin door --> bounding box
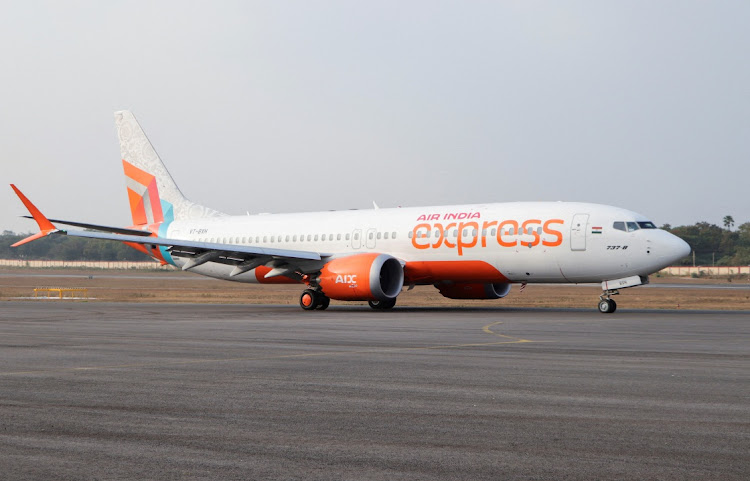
[570,214,589,251]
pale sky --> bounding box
[2,1,748,234]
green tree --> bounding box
[723,215,735,231]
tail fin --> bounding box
[115,110,224,226]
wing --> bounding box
[65,229,327,279]
[11,184,328,280]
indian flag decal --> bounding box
[591,226,603,234]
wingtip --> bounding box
[10,184,57,235]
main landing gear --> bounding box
[368,298,397,310]
[299,289,330,311]
[598,289,618,314]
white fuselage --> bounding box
[162,201,690,285]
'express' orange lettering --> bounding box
[457,221,479,256]
[521,219,542,247]
[497,220,518,247]
[542,219,564,247]
[481,220,497,247]
[411,223,431,250]
[443,223,457,249]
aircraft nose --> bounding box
[665,232,691,264]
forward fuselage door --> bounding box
[570,214,589,251]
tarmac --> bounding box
[0,302,748,480]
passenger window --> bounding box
[354,233,359,240]
[452,230,458,237]
[346,234,350,240]
[613,222,626,232]
[314,235,319,241]
[384,232,389,240]
[626,222,639,232]
[337,234,341,241]
[307,235,312,241]
[263,236,267,243]
[321,234,326,241]
[491,228,496,236]
[392,232,397,239]
[369,232,374,240]
[285,235,289,242]
[377,232,382,240]
[293,235,297,242]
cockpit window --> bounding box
[626,222,639,232]
[613,221,626,232]
[637,221,656,229]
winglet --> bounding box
[10,184,59,247]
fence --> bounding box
[659,266,750,276]
[0,259,172,270]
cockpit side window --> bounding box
[626,221,639,232]
[637,221,656,229]
[613,221,626,232]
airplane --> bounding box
[11,111,691,313]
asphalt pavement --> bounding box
[0,302,748,480]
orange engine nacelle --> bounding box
[318,253,404,301]
[436,282,512,300]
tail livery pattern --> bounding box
[121,159,175,265]
[123,160,169,226]
[115,110,225,221]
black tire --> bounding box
[316,295,330,310]
[598,299,612,314]
[608,299,617,313]
[300,289,319,310]
[368,298,397,310]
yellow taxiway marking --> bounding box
[481,321,534,343]
[0,339,529,377]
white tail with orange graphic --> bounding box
[115,110,224,225]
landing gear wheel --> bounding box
[315,295,330,310]
[300,289,319,310]
[598,299,616,314]
[368,298,397,310]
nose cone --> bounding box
[662,231,691,265]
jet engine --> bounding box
[436,282,512,300]
[318,253,404,301]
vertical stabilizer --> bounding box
[115,110,224,225]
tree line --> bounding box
[0,231,150,262]
[1,219,749,266]
[663,219,750,266]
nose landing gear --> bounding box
[598,289,618,314]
